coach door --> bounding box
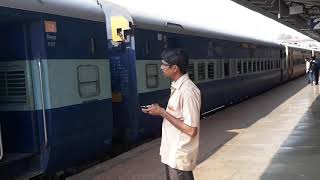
[100,2,141,146]
[0,18,45,178]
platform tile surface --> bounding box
[68,77,320,180]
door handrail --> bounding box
[0,123,3,160]
[38,59,48,147]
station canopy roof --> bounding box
[231,0,320,42]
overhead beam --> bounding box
[231,0,320,42]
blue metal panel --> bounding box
[0,6,108,61]
[0,23,27,60]
[109,43,140,142]
[44,99,113,172]
[0,111,39,153]
[134,28,281,60]
[45,19,107,60]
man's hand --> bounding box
[141,103,165,116]
[142,103,198,137]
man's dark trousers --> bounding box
[164,164,194,180]
[316,61,320,85]
[316,69,319,85]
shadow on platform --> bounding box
[198,77,309,164]
[260,86,320,180]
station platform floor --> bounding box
[68,76,320,180]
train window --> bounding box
[146,64,159,88]
[77,65,100,98]
[248,61,252,73]
[273,60,276,69]
[261,61,264,71]
[216,60,223,79]
[257,61,260,71]
[208,41,214,58]
[271,60,273,70]
[198,62,205,80]
[90,38,96,54]
[267,60,271,70]
[143,41,151,56]
[265,60,268,70]
[243,61,247,74]
[230,60,236,76]
[253,61,257,72]
[188,63,195,81]
[208,62,215,79]
[236,60,242,74]
[224,61,230,77]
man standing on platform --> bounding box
[311,56,320,85]
[142,48,201,180]
[315,57,320,85]
[305,57,312,84]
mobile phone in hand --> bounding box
[140,105,150,109]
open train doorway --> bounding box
[0,18,42,178]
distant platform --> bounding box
[68,76,320,180]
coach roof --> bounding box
[130,10,281,48]
[0,0,105,22]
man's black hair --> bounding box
[161,48,189,74]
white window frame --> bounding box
[77,65,100,98]
[145,64,159,88]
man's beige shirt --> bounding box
[160,73,201,171]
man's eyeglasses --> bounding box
[161,60,171,67]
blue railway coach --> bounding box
[128,16,285,140]
[111,11,317,146]
[0,0,114,179]
[0,0,316,179]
